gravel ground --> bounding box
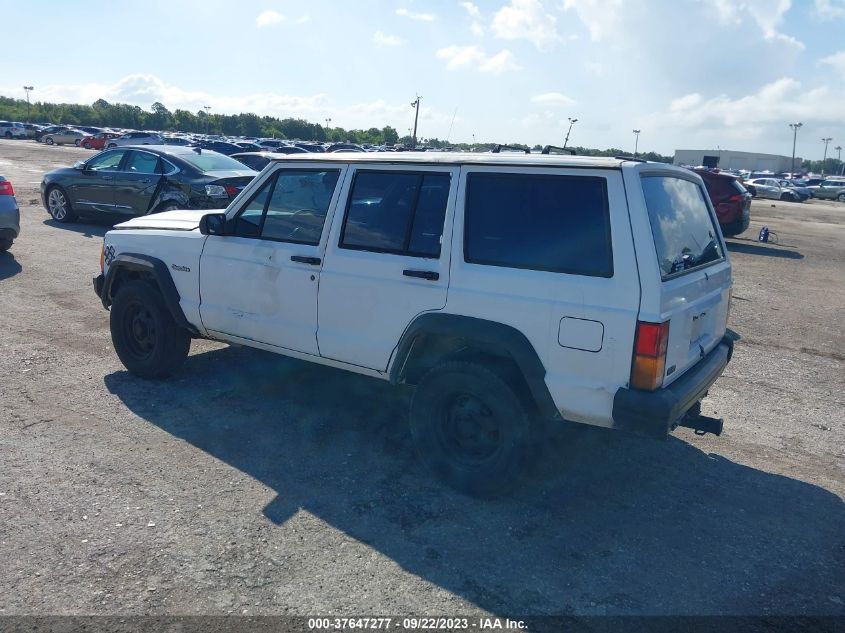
[0,139,843,617]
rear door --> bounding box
[317,165,458,370]
[112,149,164,215]
[631,168,731,385]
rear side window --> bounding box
[464,173,612,277]
[340,171,451,257]
[641,175,724,279]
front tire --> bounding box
[0,237,12,252]
[837,193,845,202]
[46,186,78,222]
[409,360,536,497]
[82,142,92,149]
[3,132,11,139]
[110,280,190,379]
[45,136,54,145]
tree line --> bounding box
[0,94,676,161]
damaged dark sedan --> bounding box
[40,145,256,223]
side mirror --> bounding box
[73,161,86,170]
[199,213,228,236]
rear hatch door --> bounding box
[633,168,732,386]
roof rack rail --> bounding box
[541,145,576,155]
[614,154,646,162]
[492,144,530,154]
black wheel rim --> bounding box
[436,392,501,464]
[122,301,157,360]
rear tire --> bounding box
[0,237,12,251]
[46,186,78,223]
[45,137,54,145]
[82,142,92,149]
[3,132,11,139]
[409,360,536,497]
[110,280,190,379]
[837,193,845,202]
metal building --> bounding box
[673,149,802,173]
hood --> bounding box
[114,209,212,231]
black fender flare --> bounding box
[100,253,198,335]
[389,313,559,419]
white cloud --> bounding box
[470,21,484,36]
[702,0,804,48]
[436,46,521,73]
[255,10,284,28]
[561,0,623,41]
[296,14,310,24]
[373,30,404,47]
[820,51,845,77]
[531,92,575,106]
[3,73,460,134]
[460,1,481,17]
[814,0,845,19]
[396,8,436,21]
[492,0,561,49]
[653,78,845,133]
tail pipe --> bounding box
[677,413,724,436]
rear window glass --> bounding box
[641,175,724,279]
[464,173,612,277]
[178,151,250,173]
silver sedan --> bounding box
[0,175,20,251]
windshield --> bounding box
[177,150,251,173]
[641,175,724,279]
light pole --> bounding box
[717,144,722,166]
[632,129,641,157]
[410,95,421,149]
[836,145,843,176]
[203,105,211,134]
[789,122,802,177]
[324,118,331,141]
[821,137,833,176]
[23,86,34,122]
[563,117,578,149]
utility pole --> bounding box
[821,137,833,176]
[563,117,578,149]
[203,105,211,135]
[632,129,641,157]
[410,95,421,149]
[789,122,802,177]
[23,86,34,122]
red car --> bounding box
[694,169,751,237]
[80,132,120,150]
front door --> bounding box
[317,165,458,370]
[199,165,347,355]
[67,149,127,213]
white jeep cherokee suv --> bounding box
[94,153,734,496]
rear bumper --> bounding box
[612,337,734,439]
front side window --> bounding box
[464,172,612,276]
[340,171,451,257]
[87,150,126,172]
[641,175,723,279]
[233,170,340,244]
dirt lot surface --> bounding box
[0,139,843,617]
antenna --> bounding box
[446,107,458,143]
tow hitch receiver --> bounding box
[677,410,724,436]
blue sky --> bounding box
[2,0,845,158]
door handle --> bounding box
[403,269,439,281]
[140,179,150,184]
[290,255,321,265]
[102,175,113,180]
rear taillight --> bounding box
[631,320,670,391]
[727,194,743,202]
[224,185,239,197]
[0,180,14,196]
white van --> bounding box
[94,153,734,495]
